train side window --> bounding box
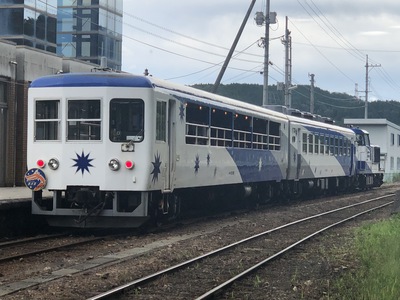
[269,121,280,150]
[67,99,101,141]
[156,101,167,142]
[330,136,334,155]
[253,118,268,150]
[34,100,60,141]
[210,108,232,147]
[109,99,144,142]
[308,134,313,154]
[302,133,307,153]
[334,136,339,156]
[325,136,329,155]
[234,113,251,148]
[186,102,210,145]
[314,134,319,154]
[320,133,325,154]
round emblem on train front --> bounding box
[24,168,47,191]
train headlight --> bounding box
[108,158,120,171]
[125,160,135,169]
[48,158,59,170]
[36,159,46,168]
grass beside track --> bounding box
[334,215,400,299]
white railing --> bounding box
[186,122,280,150]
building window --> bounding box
[397,157,400,171]
[67,99,101,140]
[34,100,60,141]
[390,156,394,170]
[391,133,394,146]
[156,101,167,142]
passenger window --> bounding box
[156,101,167,142]
[186,102,210,145]
[302,133,307,153]
[35,100,60,141]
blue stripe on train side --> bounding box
[227,148,283,183]
[30,73,154,88]
[304,125,353,176]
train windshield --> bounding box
[67,99,101,140]
[356,133,370,146]
[110,99,144,142]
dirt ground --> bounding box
[3,184,399,299]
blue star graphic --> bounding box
[179,102,185,120]
[72,150,94,175]
[151,152,162,183]
[194,154,200,173]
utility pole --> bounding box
[255,1,276,107]
[364,55,381,118]
[309,73,315,114]
[282,16,293,107]
[262,0,270,107]
[212,0,256,93]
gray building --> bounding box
[0,40,96,187]
[57,0,123,70]
[0,0,124,186]
[344,118,400,182]
[0,0,57,53]
[0,0,123,69]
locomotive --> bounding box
[24,72,383,228]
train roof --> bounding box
[29,72,289,121]
[349,127,369,135]
[29,72,356,135]
[30,72,153,88]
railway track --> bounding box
[0,233,105,263]
[87,194,395,300]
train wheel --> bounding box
[168,194,181,221]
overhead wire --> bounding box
[38,0,400,99]
[305,0,365,61]
[296,0,400,100]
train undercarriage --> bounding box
[32,172,384,228]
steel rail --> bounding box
[87,194,394,300]
[196,200,394,299]
[0,233,69,248]
[0,236,104,263]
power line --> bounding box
[289,19,356,84]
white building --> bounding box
[344,119,400,182]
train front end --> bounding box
[351,127,384,188]
[25,73,155,228]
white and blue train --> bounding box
[24,72,383,228]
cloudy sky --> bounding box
[121,0,400,102]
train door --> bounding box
[167,99,177,191]
[288,124,301,180]
[295,127,302,180]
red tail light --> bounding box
[36,159,45,168]
[125,160,135,169]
